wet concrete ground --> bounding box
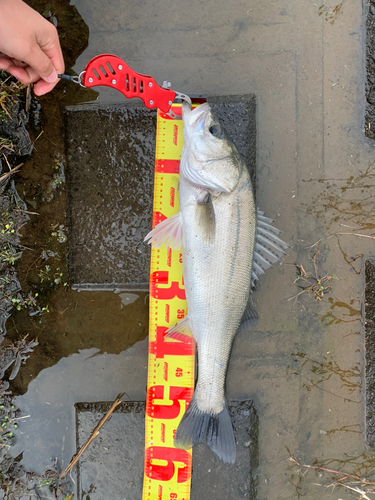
[6,0,375,499]
[65,103,156,291]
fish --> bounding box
[145,101,289,463]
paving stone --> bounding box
[75,401,146,500]
[365,259,375,447]
[75,399,258,500]
[64,103,156,291]
[365,0,375,139]
[208,95,256,187]
[191,400,259,500]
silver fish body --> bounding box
[179,166,255,414]
[145,102,288,463]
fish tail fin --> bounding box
[174,392,236,463]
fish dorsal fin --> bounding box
[251,208,290,288]
[239,295,258,333]
[195,192,215,244]
[165,316,197,345]
[144,212,184,250]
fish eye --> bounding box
[209,124,222,137]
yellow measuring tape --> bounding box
[142,103,199,500]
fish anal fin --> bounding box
[239,295,258,333]
[144,212,183,250]
[165,331,193,344]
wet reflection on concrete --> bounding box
[7,290,149,395]
[9,340,148,475]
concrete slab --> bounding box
[365,259,375,447]
[64,96,256,291]
[365,0,375,139]
[208,96,256,187]
[191,400,258,500]
[75,400,258,500]
[75,401,146,500]
[64,104,156,291]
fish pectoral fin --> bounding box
[165,316,196,345]
[144,212,183,250]
[195,192,215,244]
[239,295,258,333]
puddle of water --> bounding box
[117,291,139,307]
[9,339,148,475]
[7,289,149,395]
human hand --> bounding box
[0,0,64,96]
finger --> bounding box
[22,43,57,83]
[36,26,64,76]
[0,55,27,67]
[11,59,28,68]
[0,64,35,84]
[3,65,39,84]
[33,78,60,96]
[0,57,12,72]
[0,62,60,95]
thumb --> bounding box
[24,44,57,83]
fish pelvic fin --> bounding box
[144,212,183,251]
[174,392,236,464]
[239,295,258,333]
[165,316,196,346]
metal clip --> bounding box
[58,71,86,87]
[165,91,192,119]
[166,109,181,120]
[175,92,192,107]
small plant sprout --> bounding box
[1,221,15,235]
[38,265,51,282]
[51,224,67,243]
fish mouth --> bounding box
[186,102,211,131]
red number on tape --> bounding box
[145,446,191,483]
[150,271,186,300]
[147,385,192,419]
[150,327,194,359]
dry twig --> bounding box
[338,232,375,241]
[59,393,125,478]
[289,456,375,499]
[0,163,23,183]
